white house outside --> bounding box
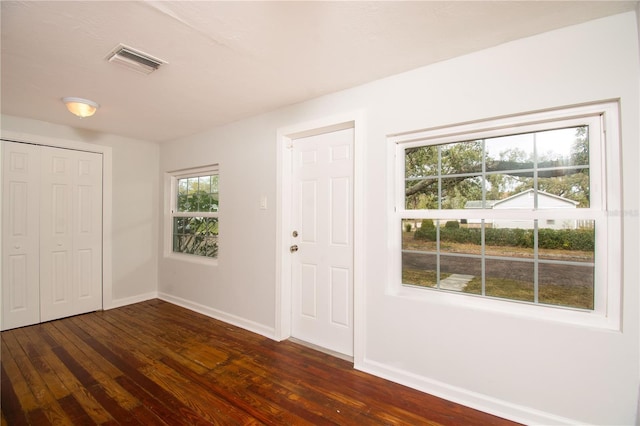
[464,189,579,229]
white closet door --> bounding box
[1,141,41,330]
[40,146,102,322]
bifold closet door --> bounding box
[1,141,41,330]
[1,141,103,330]
[39,145,103,323]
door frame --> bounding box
[275,111,365,364]
[0,131,113,329]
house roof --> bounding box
[464,189,579,209]
[493,189,579,207]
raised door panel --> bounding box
[40,147,103,322]
[39,148,74,321]
[291,128,354,357]
[72,151,102,314]
[1,141,41,330]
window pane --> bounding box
[403,219,433,250]
[536,126,588,168]
[485,220,534,257]
[406,146,438,179]
[484,258,535,302]
[441,176,483,209]
[176,175,219,212]
[402,252,438,288]
[402,219,436,287]
[439,218,482,293]
[485,173,533,204]
[537,168,589,208]
[437,219,481,254]
[405,178,438,209]
[537,220,594,309]
[439,254,481,293]
[538,262,594,309]
[178,179,188,195]
[199,175,211,188]
[482,220,535,301]
[208,175,220,212]
[485,133,534,173]
[173,217,219,258]
[538,221,594,261]
[403,219,482,293]
[440,141,483,175]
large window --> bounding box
[168,165,219,259]
[391,102,621,327]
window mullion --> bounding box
[394,101,619,326]
[533,219,539,304]
[169,170,219,259]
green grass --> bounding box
[402,268,593,310]
[464,277,533,301]
[402,269,448,288]
[464,277,593,309]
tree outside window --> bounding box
[392,102,620,322]
[171,170,219,258]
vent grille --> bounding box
[106,44,166,75]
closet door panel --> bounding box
[2,142,103,329]
[40,146,102,322]
[40,148,74,322]
[72,151,103,314]
[1,141,41,330]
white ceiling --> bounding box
[1,1,637,143]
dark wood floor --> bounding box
[1,300,518,425]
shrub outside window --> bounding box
[169,166,219,259]
[391,102,621,328]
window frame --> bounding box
[388,101,621,330]
[164,164,219,264]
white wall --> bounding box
[160,12,639,425]
[0,115,160,306]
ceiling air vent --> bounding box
[106,44,166,75]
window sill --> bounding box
[164,252,218,267]
[391,284,621,332]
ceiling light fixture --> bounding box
[62,97,99,118]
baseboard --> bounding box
[357,358,582,426]
[106,291,158,310]
[157,292,276,339]
[107,292,578,424]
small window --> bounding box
[168,165,219,259]
[391,102,621,328]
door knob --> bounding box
[290,245,299,253]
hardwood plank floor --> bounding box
[1,300,519,425]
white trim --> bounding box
[389,101,622,330]
[158,292,276,339]
[275,110,365,366]
[0,130,114,312]
[167,164,218,178]
[358,358,587,426]
[164,166,219,262]
[389,99,620,143]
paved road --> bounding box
[402,252,593,287]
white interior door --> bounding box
[291,127,354,356]
[40,146,103,322]
[1,141,41,329]
[1,141,103,330]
